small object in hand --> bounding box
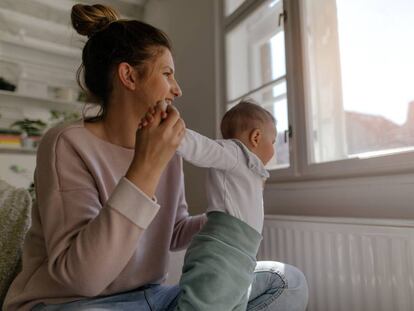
[158,100,168,113]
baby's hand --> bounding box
[158,100,168,115]
[138,106,155,129]
[138,101,168,129]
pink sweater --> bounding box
[4,121,206,311]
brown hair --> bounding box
[221,98,276,139]
[71,4,172,121]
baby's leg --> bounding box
[174,212,262,311]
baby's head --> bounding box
[221,99,277,165]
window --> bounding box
[225,0,289,170]
[223,0,414,179]
[302,0,414,164]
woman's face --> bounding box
[135,48,182,113]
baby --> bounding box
[144,98,277,310]
[177,99,276,234]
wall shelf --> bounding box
[0,89,90,110]
[0,0,108,189]
[0,30,81,60]
[0,147,36,155]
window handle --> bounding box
[278,10,287,26]
[284,125,292,143]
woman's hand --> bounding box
[126,103,185,197]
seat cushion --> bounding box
[0,180,32,305]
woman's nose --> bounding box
[172,79,182,98]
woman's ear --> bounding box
[249,128,262,147]
[117,62,138,91]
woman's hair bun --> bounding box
[71,4,120,38]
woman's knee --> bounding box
[254,261,308,310]
[283,263,308,292]
[255,261,306,288]
[278,262,309,310]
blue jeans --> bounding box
[32,261,308,311]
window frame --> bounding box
[222,0,414,183]
[224,0,294,175]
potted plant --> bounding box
[49,110,80,126]
[10,118,47,149]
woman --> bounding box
[4,4,307,311]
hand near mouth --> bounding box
[138,101,169,129]
[127,101,185,198]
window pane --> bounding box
[302,0,414,163]
[224,0,246,16]
[227,80,289,170]
[226,0,285,102]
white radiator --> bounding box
[258,215,414,311]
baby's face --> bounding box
[255,121,277,165]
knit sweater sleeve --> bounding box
[176,129,238,171]
[35,127,160,297]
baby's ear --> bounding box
[249,128,262,147]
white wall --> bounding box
[144,0,222,215]
[264,173,414,219]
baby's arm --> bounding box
[177,129,238,171]
[140,102,237,170]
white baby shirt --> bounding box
[177,129,269,233]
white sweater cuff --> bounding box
[107,177,160,229]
